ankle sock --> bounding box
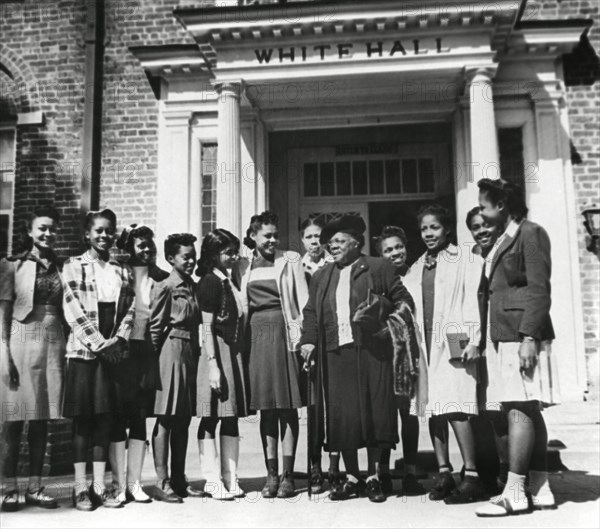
[502,471,527,505]
[366,474,379,483]
[92,462,106,493]
[464,469,479,479]
[74,463,87,494]
[439,465,451,475]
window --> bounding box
[201,143,217,237]
[498,127,525,188]
[0,127,16,258]
[302,155,437,198]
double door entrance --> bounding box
[286,137,452,265]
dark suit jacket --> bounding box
[479,219,555,343]
[300,255,414,353]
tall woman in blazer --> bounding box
[475,179,559,517]
[237,211,309,499]
[62,209,135,511]
[0,206,66,512]
[403,204,485,505]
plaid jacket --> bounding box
[62,252,135,360]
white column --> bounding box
[215,82,242,238]
[468,67,499,180]
[531,87,586,401]
[156,107,191,269]
[454,66,499,244]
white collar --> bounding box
[212,267,229,281]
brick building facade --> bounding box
[0,0,599,475]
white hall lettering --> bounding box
[254,38,451,64]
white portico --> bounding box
[131,0,590,401]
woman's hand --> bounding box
[461,344,479,364]
[1,351,19,389]
[208,360,221,393]
[300,344,315,365]
[518,339,539,379]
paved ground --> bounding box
[2,401,599,528]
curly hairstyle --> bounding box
[243,210,279,249]
[164,233,197,260]
[13,205,61,254]
[416,204,453,232]
[116,223,155,257]
[196,229,240,277]
[83,208,117,247]
[477,178,528,221]
[374,225,407,255]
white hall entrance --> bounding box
[270,124,453,264]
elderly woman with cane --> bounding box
[300,215,415,502]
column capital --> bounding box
[463,65,498,85]
[213,81,244,97]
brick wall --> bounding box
[533,0,600,398]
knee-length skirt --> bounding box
[197,334,248,418]
[154,332,198,417]
[485,340,561,408]
[1,305,65,422]
[248,309,302,411]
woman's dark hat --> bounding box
[320,215,367,245]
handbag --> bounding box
[352,288,394,336]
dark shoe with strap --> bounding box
[277,470,296,499]
[25,486,58,509]
[379,473,394,495]
[2,489,20,512]
[171,476,205,499]
[72,488,94,512]
[444,476,487,505]
[153,479,183,504]
[329,478,366,501]
[261,470,279,498]
[428,472,456,501]
[310,467,326,495]
[100,487,124,508]
[366,478,386,503]
[402,473,426,496]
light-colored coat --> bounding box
[237,249,309,352]
[403,244,482,416]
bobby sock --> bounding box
[439,465,451,475]
[92,462,106,493]
[74,462,87,494]
[502,471,527,505]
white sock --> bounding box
[27,476,42,492]
[74,463,87,494]
[529,470,553,499]
[92,462,106,493]
[464,469,478,479]
[366,474,379,483]
[346,474,358,484]
[439,465,451,474]
[502,471,527,505]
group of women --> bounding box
[0,177,558,517]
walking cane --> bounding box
[306,358,313,500]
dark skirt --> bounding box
[325,344,398,451]
[62,302,115,417]
[248,308,303,411]
[109,337,157,419]
[197,333,248,418]
[154,331,198,417]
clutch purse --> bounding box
[352,288,394,336]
